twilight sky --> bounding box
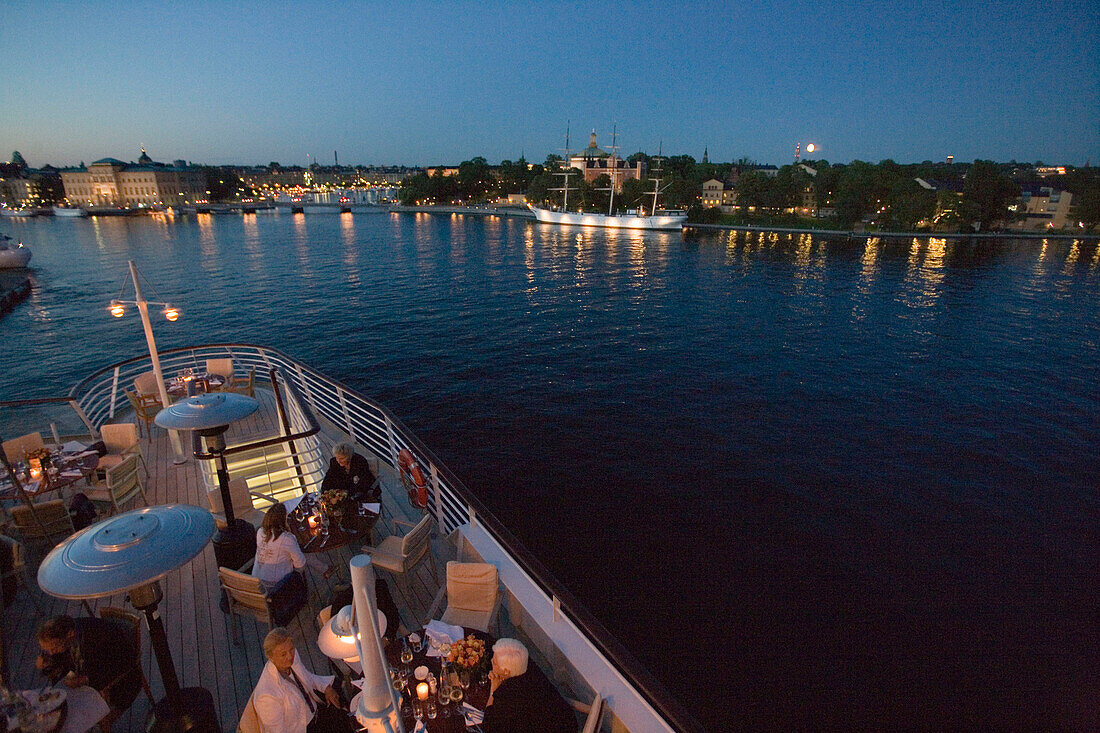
[2,0,1097,168]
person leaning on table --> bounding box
[36,615,141,716]
[253,627,347,733]
[321,442,379,501]
[483,638,576,733]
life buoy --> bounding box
[397,448,428,509]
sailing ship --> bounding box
[528,128,687,231]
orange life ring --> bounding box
[397,448,428,509]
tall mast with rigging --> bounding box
[550,122,575,212]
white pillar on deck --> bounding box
[350,554,404,733]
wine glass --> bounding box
[399,639,413,667]
[448,684,464,706]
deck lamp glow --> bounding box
[37,504,220,733]
[155,392,260,571]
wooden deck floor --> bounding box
[1,388,452,732]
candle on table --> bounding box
[416,683,429,701]
[307,515,319,529]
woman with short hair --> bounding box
[483,638,576,732]
[253,627,344,733]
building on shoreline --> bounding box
[566,131,644,191]
[59,150,206,207]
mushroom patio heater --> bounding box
[155,392,259,571]
[37,504,219,733]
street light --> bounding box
[108,260,185,462]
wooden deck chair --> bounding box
[227,367,256,397]
[124,389,161,438]
[206,358,234,388]
[88,454,148,517]
[9,500,74,553]
[425,561,501,633]
[132,371,160,398]
[2,432,45,462]
[219,559,307,644]
[568,692,604,733]
[97,606,156,731]
[97,423,148,478]
[360,514,438,601]
[207,477,267,530]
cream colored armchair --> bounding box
[206,477,269,530]
[2,432,45,461]
[97,423,147,478]
[361,514,437,600]
[87,454,149,516]
[425,561,501,634]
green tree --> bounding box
[960,160,1018,231]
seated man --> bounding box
[36,615,141,722]
[253,627,346,733]
[483,638,576,733]
[321,443,379,502]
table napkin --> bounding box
[361,502,380,514]
[62,441,88,454]
[75,450,98,459]
[424,619,465,656]
[61,470,83,478]
[283,495,304,513]
[462,702,485,727]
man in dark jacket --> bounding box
[483,638,576,733]
[321,443,379,501]
[36,615,141,713]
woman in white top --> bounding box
[253,504,309,588]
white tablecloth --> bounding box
[60,686,109,733]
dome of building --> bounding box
[579,130,609,159]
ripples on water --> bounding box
[2,214,1098,729]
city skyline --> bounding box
[2,1,1097,168]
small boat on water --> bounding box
[52,205,88,217]
[0,207,36,218]
[0,235,31,268]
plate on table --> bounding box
[24,688,66,713]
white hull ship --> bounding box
[528,204,686,230]
[0,235,31,268]
[52,205,88,217]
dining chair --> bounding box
[0,533,43,613]
[97,606,156,732]
[568,692,604,733]
[206,477,268,530]
[97,423,148,478]
[206,358,235,388]
[219,559,307,644]
[132,370,160,398]
[9,500,75,554]
[227,367,256,397]
[360,513,438,602]
[87,454,149,517]
[424,561,500,634]
[124,389,161,438]
[1,432,45,462]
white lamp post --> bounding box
[109,259,185,462]
[348,555,404,733]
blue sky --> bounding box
[2,1,1097,167]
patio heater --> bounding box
[37,504,219,733]
[155,392,259,571]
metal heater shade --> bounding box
[154,393,259,431]
[38,504,215,599]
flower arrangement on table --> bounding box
[320,488,349,515]
[447,635,488,674]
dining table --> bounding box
[165,373,225,399]
[382,626,494,733]
[284,493,379,555]
[8,684,109,733]
[0,445,100,502]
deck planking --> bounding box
[1,387,455,732]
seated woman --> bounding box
[483,638,576,733]
[36,615,141,728]
[253,504,325,587]
[253,627,347,733]
[321,443,379,501]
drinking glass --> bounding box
[399,640,413,667]
[426,700,437,719]
[448,685,464,706]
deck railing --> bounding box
[66,343,701,733]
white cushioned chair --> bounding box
[425,561,501,633]
[2,432,45,462]
[88,454,149,516]
[97,423,147,478]
[361,514,437,600]
[206,477,268,530]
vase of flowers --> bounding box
[320,488,348,519]
[446,635,487,688]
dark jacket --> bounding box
[482,662,576,733]
[320,453,379,501]
[40,617,141,710]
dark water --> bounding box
[2,214,1098,730]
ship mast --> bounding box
[550,122,575,212]
[649,141,666,217]
[607,125,619,216]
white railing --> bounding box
[66,343,699,732]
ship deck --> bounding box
[1,388,456,732]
